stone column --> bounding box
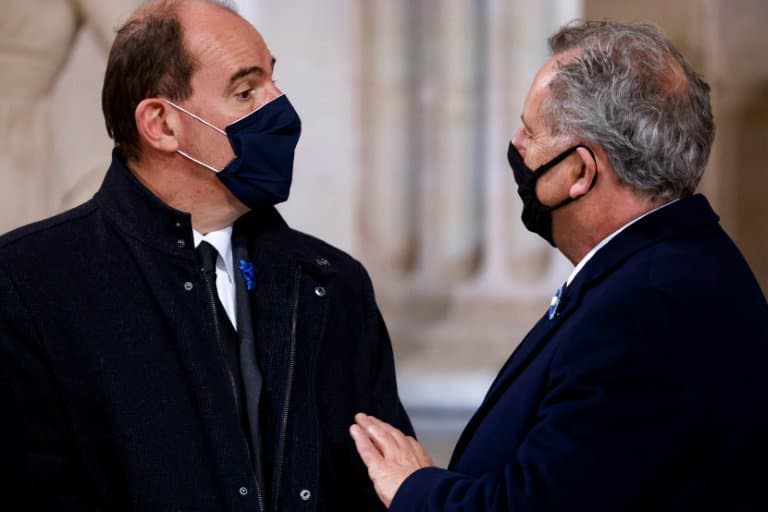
[431,0,483,281]
[701,0,768,294]
[397,0,484,329]
[404,0,580,377]
[357,0,418,275]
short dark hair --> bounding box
[102,1,197,162]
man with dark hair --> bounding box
[350,20,768,511]
[0,0,411,510]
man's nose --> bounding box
[510,127,526,158]
[263,80,283,102]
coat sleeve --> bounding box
[326,262,415,512]
[0,264,100,510]
[358,262,415,438]
[388,283,751,512]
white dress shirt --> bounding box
[193,225,237,329]
[566,199,679,287]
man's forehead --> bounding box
[180,0,270,66]
[533,56,564,92]
[523,52,579,123]
[521,60,557,125]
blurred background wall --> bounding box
[1,0,766,465]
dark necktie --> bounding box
[197,239,265,493]
[195,241,249,436]
[196,241,234,329]
[196,240,219,277]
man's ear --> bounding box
[134,99,179,154]
[569,146,598,199]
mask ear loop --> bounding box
[175,150,222,174]
[543,144,599,211]
[534,144,583,174]
[161,98,227,173]
[161,99,227,135]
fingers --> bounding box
[349,423,383,469]
[350,412,436,508]
[371,416,412,451]
[407,436,435,467]
[354,413,402,457]
[358,413,410,448]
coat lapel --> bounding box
[449,290,580,468]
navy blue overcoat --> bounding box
[393,195,768,511]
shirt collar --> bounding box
[193,225,234,279]
[566,199,679,287]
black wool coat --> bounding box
[0,152,413,511]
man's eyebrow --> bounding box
[228,66,267,87]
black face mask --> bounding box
[507,142,597,247]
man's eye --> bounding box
[235,89,254,100]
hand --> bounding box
[349,412,435,508]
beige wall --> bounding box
[584,0,768,293]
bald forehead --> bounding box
[134,0,236,16]
[522,52,581,136]
[183,2,269,60]
[179,0,243,25]
[178,0,256,40]
[531,48,580,97]
[130,0,255,42]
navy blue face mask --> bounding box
[164,94,302,209]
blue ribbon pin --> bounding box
[239,259,256,291]
[548,284,564,320]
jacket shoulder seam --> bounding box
[0,202,99,251]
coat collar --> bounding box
[565,194,718,300]
[234,206,338,278]
[95,150,195,261]
[95,150,336,277]
[449,194,720,469]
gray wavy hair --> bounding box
[543,20,715,201]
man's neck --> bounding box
[556,191,667,265]
[127,154,249,234]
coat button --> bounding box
[184,281,194,291]
[316,257,330,267]
[299,489,311,501]
[314,286,326,297]
[175,221,182,228]
[176,239,186,249]
[239,486,248,496]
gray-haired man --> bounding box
[350,19,768,511]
